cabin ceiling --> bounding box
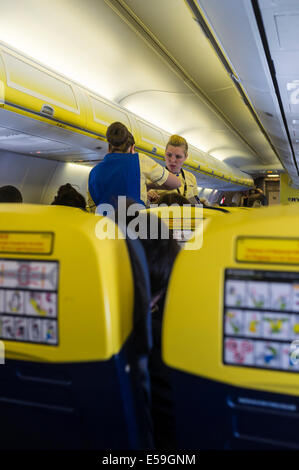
[188,0,299,184]
[117,0,282,173]
[0,0,294,179]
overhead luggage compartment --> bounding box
[134,117,165,158]
[86,93,133,137]
[0,46,85,130]
[0,41,253,188]
[188,147,209,173]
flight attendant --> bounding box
[87,122,181,212]
[147,135,199,204]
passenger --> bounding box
[241,187,268,207]
[137,212,180,303]
[139,212,180,450]
[158,190,211,209]
[199,196,213,207]
[88,122,181,211]
[51,183,86,210]
[116,205,180,450]
[240,190,250,207]
[118,218,154,450]
[0,185,23,203]
[115,204,180,448]
[249,186,268,206]
[147,134,199,204]
[231,191,243,206]
[252,199,262,207]
[157,192,190,206]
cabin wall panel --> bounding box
[0,151,90,205]
[22,157,59,203]
[0,150,58,203]
[41,162,90,205]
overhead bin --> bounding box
[188,148,213,175]
[197,163,213,175]
[189,147,207,164]
[0,47,85,129]
[85,93,133,137]
[0,41,253,188]
[211,169,224,178]
[134,118,165,158]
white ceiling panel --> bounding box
[257,0,299,182]
[120,0,281,169]
[191,0,295,178]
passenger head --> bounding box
[106,122,135,153]
[138,212,180,299]
[0,185,23,203]
[252,200,262,208]
[51,183,86,210]
[158,192,190,206]
[199,197,211,207]
[165,135,188,175]
[115,201,180,299]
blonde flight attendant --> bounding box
[147,135,199,204]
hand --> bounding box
[147,189,159,203]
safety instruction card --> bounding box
[223,268,299,372]
[0,259,59,345]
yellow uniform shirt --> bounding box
[139,153,170,205]
[154,168,198,201]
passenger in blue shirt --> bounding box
[87,122,181,211]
